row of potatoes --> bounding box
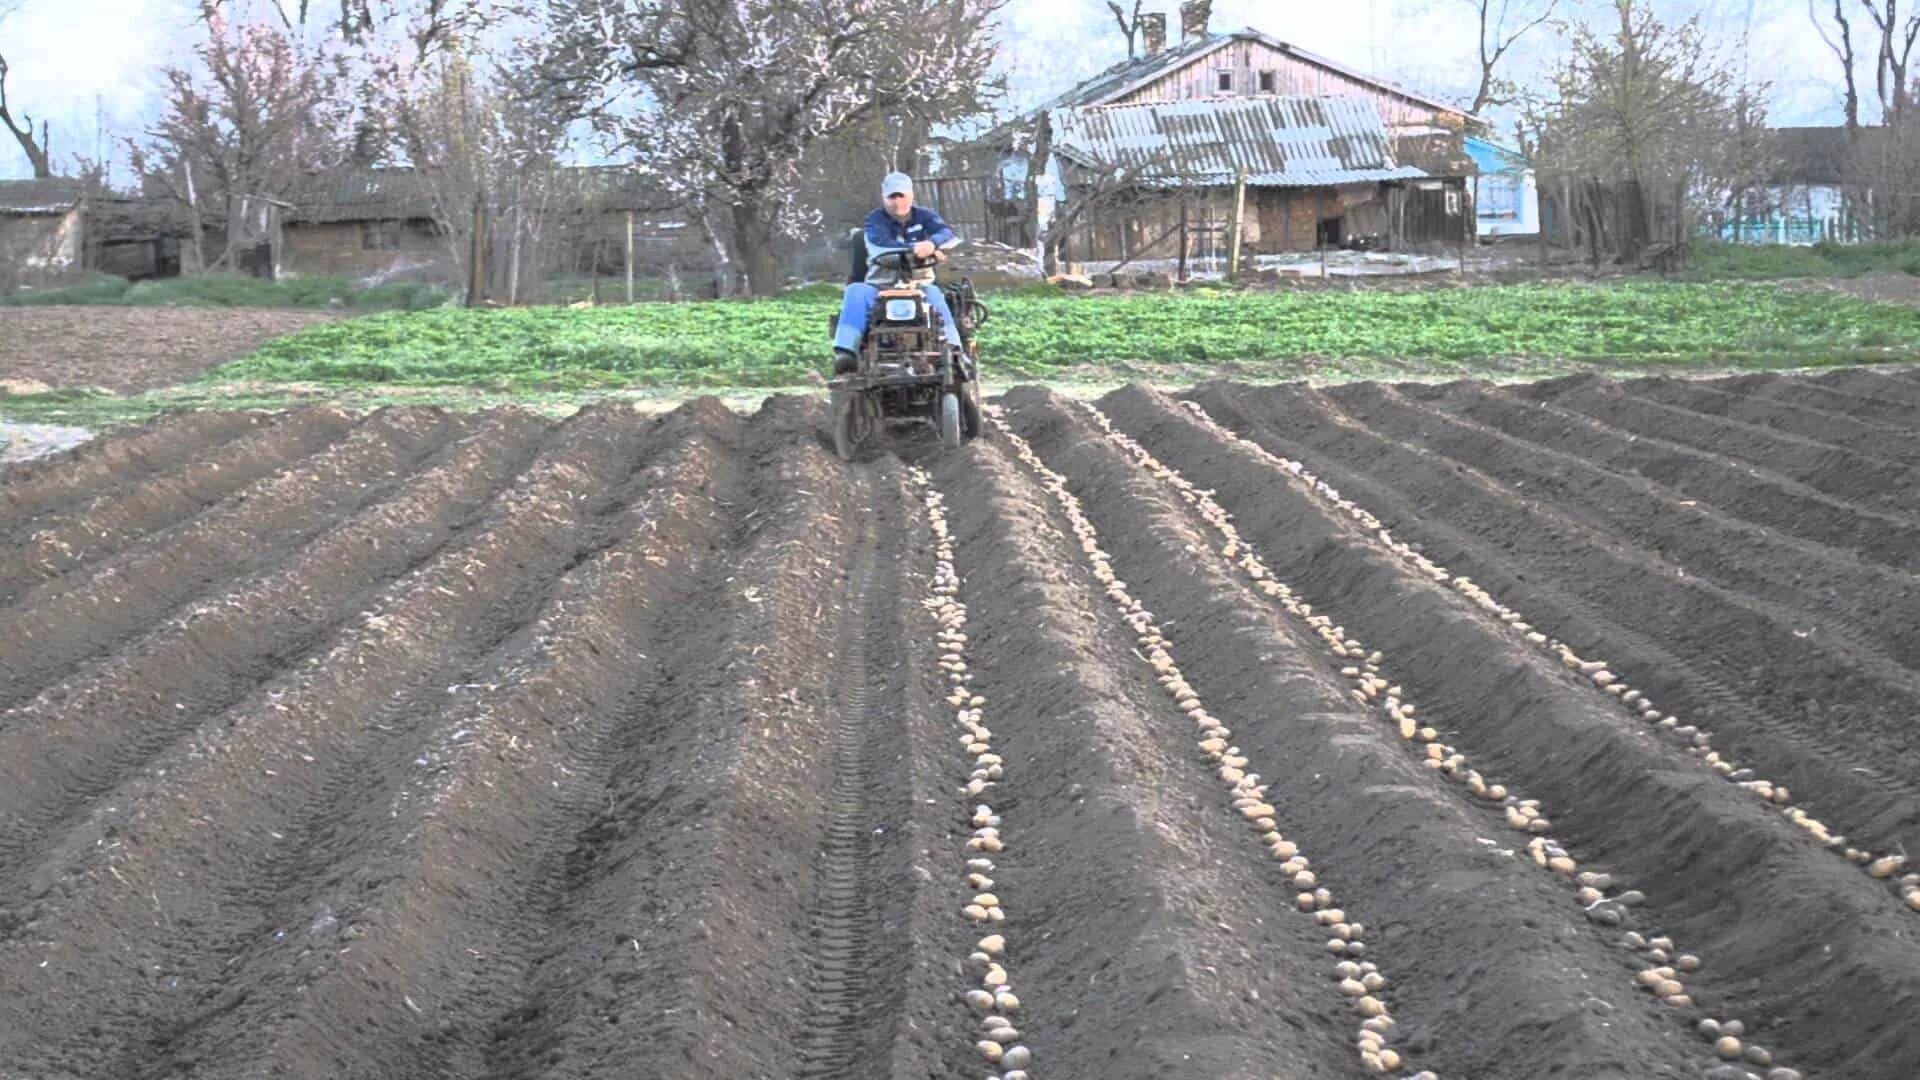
[1172,398,1920,918]
[913,471,1034,1080]
[1085,400,1802,1080]
[986,409,1423,1078]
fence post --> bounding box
[1177,199,1189,281]
[1227,168,1247,283]
[625,211,636,303]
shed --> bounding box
[282,168,445,279]
[0,178,88,282]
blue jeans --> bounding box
[834,282,963,352]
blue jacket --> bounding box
[861,205,957,285]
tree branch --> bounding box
[0,50,53,177]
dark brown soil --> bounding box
[1,371,1917,1079]
[0,306,338,393]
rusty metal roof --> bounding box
[1049,95,1427,189]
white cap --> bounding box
[882,171,914,197]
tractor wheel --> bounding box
[832,387,860,461]
[940,391,963,450]
[960,381,984,440]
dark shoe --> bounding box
[832,348,858,375]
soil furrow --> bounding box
[0,410,553,892]
[1445,379,1920,572]
[1515,376,1919,515]
[470,398,888,1080]
[1225,380,1920,854]
[0,408,464,714]
[935,437,1364,1080]
[1004,388,1707,1080]
[1710,372,1920,430]
[791,497,917,1080]
[1107,385,1920,1078]
[139,401,747,1080]
[1813,367,1920,410]
[0,405,657,1078]
[1621,376,1920,468]
[0,407,362,605]
[0,410,267,540]
[1079,395,1826,1078]
[1368,380,1920,673]
[912,472,1037,1079]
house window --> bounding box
[360,221,402,250]
[1258,70,1276,93]
[1215,69,1232,93]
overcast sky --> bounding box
[0,0,1867,180]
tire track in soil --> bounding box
[1001,389,1708,1080]
[0,407,467,714]
[1619,377,1920,470]
[0,405,660,1079]
[1448,379,1920,573]
[0,409,552,893]
[0,406,363,606]
[1225,381,1920,860]
[0,410,267,541]
[132,400,752,1080]
[1510,377,1919,516]
[791,480,914,1080]
[1074,395,1808,1079]
[471,397,913,1080]
[935,438,1366,1080]
[1110,385,1920,1077]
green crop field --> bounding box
[209,281,1920,391]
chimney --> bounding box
[1141,12,1167,56]
[1179,0,1212,42]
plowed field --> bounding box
[3,368,1917,1080]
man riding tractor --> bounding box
[826,171,985,458]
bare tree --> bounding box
[387,46,574,301]
[1464,0,1559,114]
[0,51,51,177]
[1106,0,1144,59]
[1810,0,1862,130]
[132,3,352,270]
[1857,0,1919,123]
[535,0,1005,296]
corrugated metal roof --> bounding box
[0,178,88,214]
[1049,96,1427,189]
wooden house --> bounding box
[934,3,1476,262]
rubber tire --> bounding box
[940,391,963,450]
[960,381,983,439]
[832,389,858,461]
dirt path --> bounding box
[0,371,1916,1078]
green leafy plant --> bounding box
[212,282,1920,390]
